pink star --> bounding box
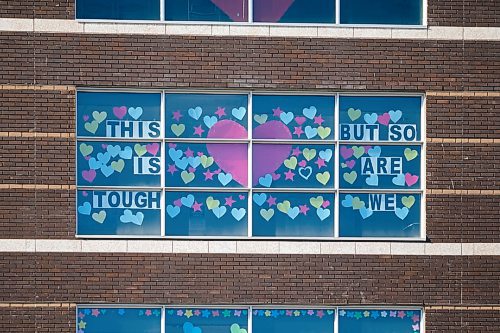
[145,310,152,316]
[272,107,283,117]
[184,148,194,157]
[193,125,205,137]
[286,310,293,316]
[192,201,203,212]
[316,310,324,318]
[177,310,183,316]
[293,126,304,137]
[212,310,219,317]
[299,204,310,215]
[167,164,178,175]
[412,324,419,331]
[225,196,236,207]
[315,158,326,168]
[194,310,201,316]
[78,312,85,319]
[412,314,420,323]
[314,114,324,125]
[397,311,406,319]
[285,169,295,181]
[203,170,214,180]
[91,309,100,317]
[266,195,277,207]
[291,147,301,156]
[215,107,226,118]
[172,110,183,121]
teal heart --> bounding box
[298,166,312,180]
[253,193,267,206]
[316,207,331,221]
[395,207,409,220]
[279,111,294,125]
[128,107,143,120]
[232,107,247,120]
[360,207,373,219]
[188,106,202,120]
[304,126,318,139]
[364,113,377,124]
[388,110,402,123]
[230,324,247,333]
[203,115,217,128]
[287,206,300,219]
[218,172,233,186]
[258,174,272,187]
[302,106,317,119]
[167,205,180,218]
[231,208,246,221]
[212,206,227,218]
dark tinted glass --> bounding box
[166,0,248,22]
[338,309,422,332]
[77,307,161,333]
[340,0,422,25]
[253,0,335,23]
[76,0,160,20]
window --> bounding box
[338,308,423,333]
[77,307,162,333]
[76,90,424,239]
[253,308,335,332]
[76,0,424,25]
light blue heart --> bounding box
[175,157,189,170]
[188,156,201,168]
[365,174,379,186]
[168,148,183,161]
[316,207,331,221]
[106,144,121,157]
[167,205,180,218]
[258,174,273,187]
[78,202,91,215]
[181,194,195,208]
[218,172,233,186]
[341,194,354,208]
[97,152,110,165]
[388,110,402,123]
[305,126,318,139]
[101,165,114,177]
[120,209,143,225]
[279,112,294,125]
[232,107,247,120]
[364,113,378,124]
[302,106,317,119]
[128,107,143,120]
[298,166,312,180]
[88,157,102,170]
[392,173,405,186]
[212,206,227,218]
[368,146,381,157]
[395,207,409,220]
[253,193,267,206]
[360,207,373,219]
[287,206,300,219]
[231,208,246,221]
[319,149,333,162]
[188,106,202,120]
[203,115,217,128]
[119,146,132,159]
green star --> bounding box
[354,312,363,319]
[222,309,231,317]
[78,321,87,329]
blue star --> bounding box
[347,311,355,318]
[257,310,264,316]
[371,311,380,319]
[84,309,91,315]
[202,310,211,318]
[153,309,161,317]
[271,310,279,318]
[118,309,125,316]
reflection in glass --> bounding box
[253,0,335,23]
[340,0,422,25]
[76,0,161,20]
[165,0,248,22]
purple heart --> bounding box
[340,146,354,160]
[346,160,356,169]
[82,169,96,183]
[113,106,127,119]
[83,115,89,121]
[146,143,159,156]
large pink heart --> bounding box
[210,0,248,22]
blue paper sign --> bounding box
[77,190,162,236]
[165,308,248,333]
[338,308,422,333]
[77,92,162,139]
[77,307,161,333]
[252,308,335,333]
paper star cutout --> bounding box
[176,310,183,316]
[212,310,219,317]
[285,169,295,180]
[363,311,370,317]
[354,312,362,319]
[291,147,301,156]
[153,309,161,317]
[91,309,100,317]
[316,310,324,318]
[225,196,236,207]
[314,114,324,125]
[234,310,241,317]
[194,310,201,316]
[145,309,152,316]
[118,309,125,316]
[202,310,211,318]
[339,310,346,316]
[172,110,183,121]
[267,195,277,207]
[265,310,272,317]
[78,321,86,329]
[192,201,203,212]
[412,323,420,331]
[412,314,420,322]
[397,311,406,319]
[222,309,231,317]
[307,310,314,315]
[215,107,226,118]
[185,310,193,318]
[299,204,310,215]
[203,169,214,180]
[273,107,283,117]
[293,310,300,316]
[184,148,194,157]
[293,126,304,137]
[78,312,85,319]
[371,311,380,319]
[167,164,178,175]
[381,311,388,317]
[315,158,326,168]
[193,125,205,137]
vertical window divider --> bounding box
[334,306,339,333]
[248,0,253,23]
[248,305,253,333]
[160,0,165,21]
[161,306,166,333]
[248,92,254,237]
[420,94,427,239]
[334,93,340,238]
[161,91,166,237]
[335,0,341,24]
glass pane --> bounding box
[340,0,422,25]
[165,191,248,236]
[165,93,248,139]
[77,92,162,139]
[338,309,422,333]
[253,0,335,23]
[339,144,421,189]
[77,190,162,236]
[253,308,335,332]
[339,192,421,238]
[165,0,248,22]
[77,307,161,333]
[252,192,334,237]
[339,96,421,142]
[77,141,162,187]
[165,308,248,333]
[253,144,334,188]
[166,142,248,188]
[76,0,160,20]
[253,95,335,140]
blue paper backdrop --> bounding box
[338,309,422,333]
[77,307,161,333]
[252,308,335,333]
[165,308,248,333]
[340,0,423,25]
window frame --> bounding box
[75,88,425,241]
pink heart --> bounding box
[82,169,96,183]
[113,106,127,119]
[295,116,306,125]
[84,156,91,161]
[146,143,159,156]
[101,144,108,149]
[378,113,390,126]
[253,0,294,22]
[405,173,419,186]
[83,115,89,121]
[82,191,88,197]
[340,146,354,160]
[364,146,372,153]
[271,173,281,181]
[210,0,248,22]
[173,199,182,207]
[197,152,204,157]
[239,195,245,200]
[168,143,177,149]
[346,160,356,169]
[322,200,330,208]
[298,160,307,167]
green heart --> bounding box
[91,210,106,223]
[404,148,418,161]
[200,155,214,168]
[180,171,195,184]
[348,108,361,121]
[283,156,297,169]
[341,163,347,168]
[352,197,365,210]
[316,171,330,185]
[206,196,220,210]
[352,146,365,159]
[317,126,331,139]
[302,148,317,161]
[309,196,324,209]
[111,159,125,172]
[260,208,275,221]
[79,143,93,156]
[134,144,147,157]
[254,114,268,124]
[84,120,98,134]
[343,171,357,184]
[402,195,415,208]
[92,111,107,123]
[171,124,185,137]
[230,324,247,333]
[277,200,291,214]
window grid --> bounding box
[76,90,425,240]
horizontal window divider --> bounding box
[165,138,250,143]
[165,187,249,192]
[252,139,336,144]
[252,188,336,193]
[338,140,424,145]
[77,137,163,142]
[77,186,163,191]
[338,189,423,193]
[77,304,424,310]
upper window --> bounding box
[76,0,423,25]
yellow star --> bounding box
[294,310,300,316]
[363,311,370,317]
[265,310,271,317]
[185,310,193,318]
[78,321,86,329]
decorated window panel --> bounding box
[252,308,335,333]
[165,93,248,139]
[253,0,335,24]
[76,0,161,20]
[253,192,334,237]
[338,308,423,333]
[165,0,248,22]
[165,308,249,333]
[76,307,162,333]
[340,0,423,25]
